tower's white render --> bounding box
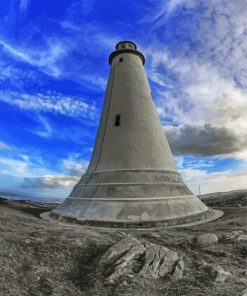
[51,41,220,227]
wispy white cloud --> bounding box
[0,35,110,90]
[0,146,87,189]
[0,62,35,84]
[149,54,247,158]
[19,0,31,13]
[0,141,10,150]
[0,155,45,178]
[0,152,80,191]
[0,90,97,120]
[82,75,107,90]
[60,21,82,32]
[176,155,247,194]
[55,17,118,53]
[0,39,67,77]
[165,0,190,14]
[143,2,247,158]
[81,0,96,15]
[137,0,247,193]
[22,175,79,189]
[15,152,87,191]
[31,116,52,138]
[61,153,89,176]
[29,115,96,146]
[180,167,247,195]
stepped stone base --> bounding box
[50,170,223,228]
[43,209,223,228]
[49,197,223,228]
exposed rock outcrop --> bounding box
[99,237,184,284]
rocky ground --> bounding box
[0,197,246,296]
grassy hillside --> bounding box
[0,199,246,296]
[200,189,247,207]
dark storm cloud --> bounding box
[166,124,247,156]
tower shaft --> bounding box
[87,48,175,173]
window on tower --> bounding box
[119,58,123,63]
[121,44,125,49]
[114,114,121,127]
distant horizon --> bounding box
[0,0,247,197]
[1,187,247,205]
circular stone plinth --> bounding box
[40,209,224,229]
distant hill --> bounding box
[0,191,61,204]
[0,191,28,197]
[200,189,247,207]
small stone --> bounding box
[237,234,247,242]
[224,230,244,241]
[200,263,231,282]
[71,238,86,247]
[35,238,45,244]
[127,274,134,278]
[151,232,161,238]
[158,250,179,277]
[215,268,231,282]
[172,259,184,279]
[196,233,218,246]
[241,288,247,296]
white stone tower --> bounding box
[51,41,220,227]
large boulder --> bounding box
[196,233,218,246]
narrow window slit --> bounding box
[114,114,121,127]
[119,58,123,63]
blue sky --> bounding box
[0,0,247,200]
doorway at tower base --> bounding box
[50,197,224,228]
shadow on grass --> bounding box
[66,241,109,292]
